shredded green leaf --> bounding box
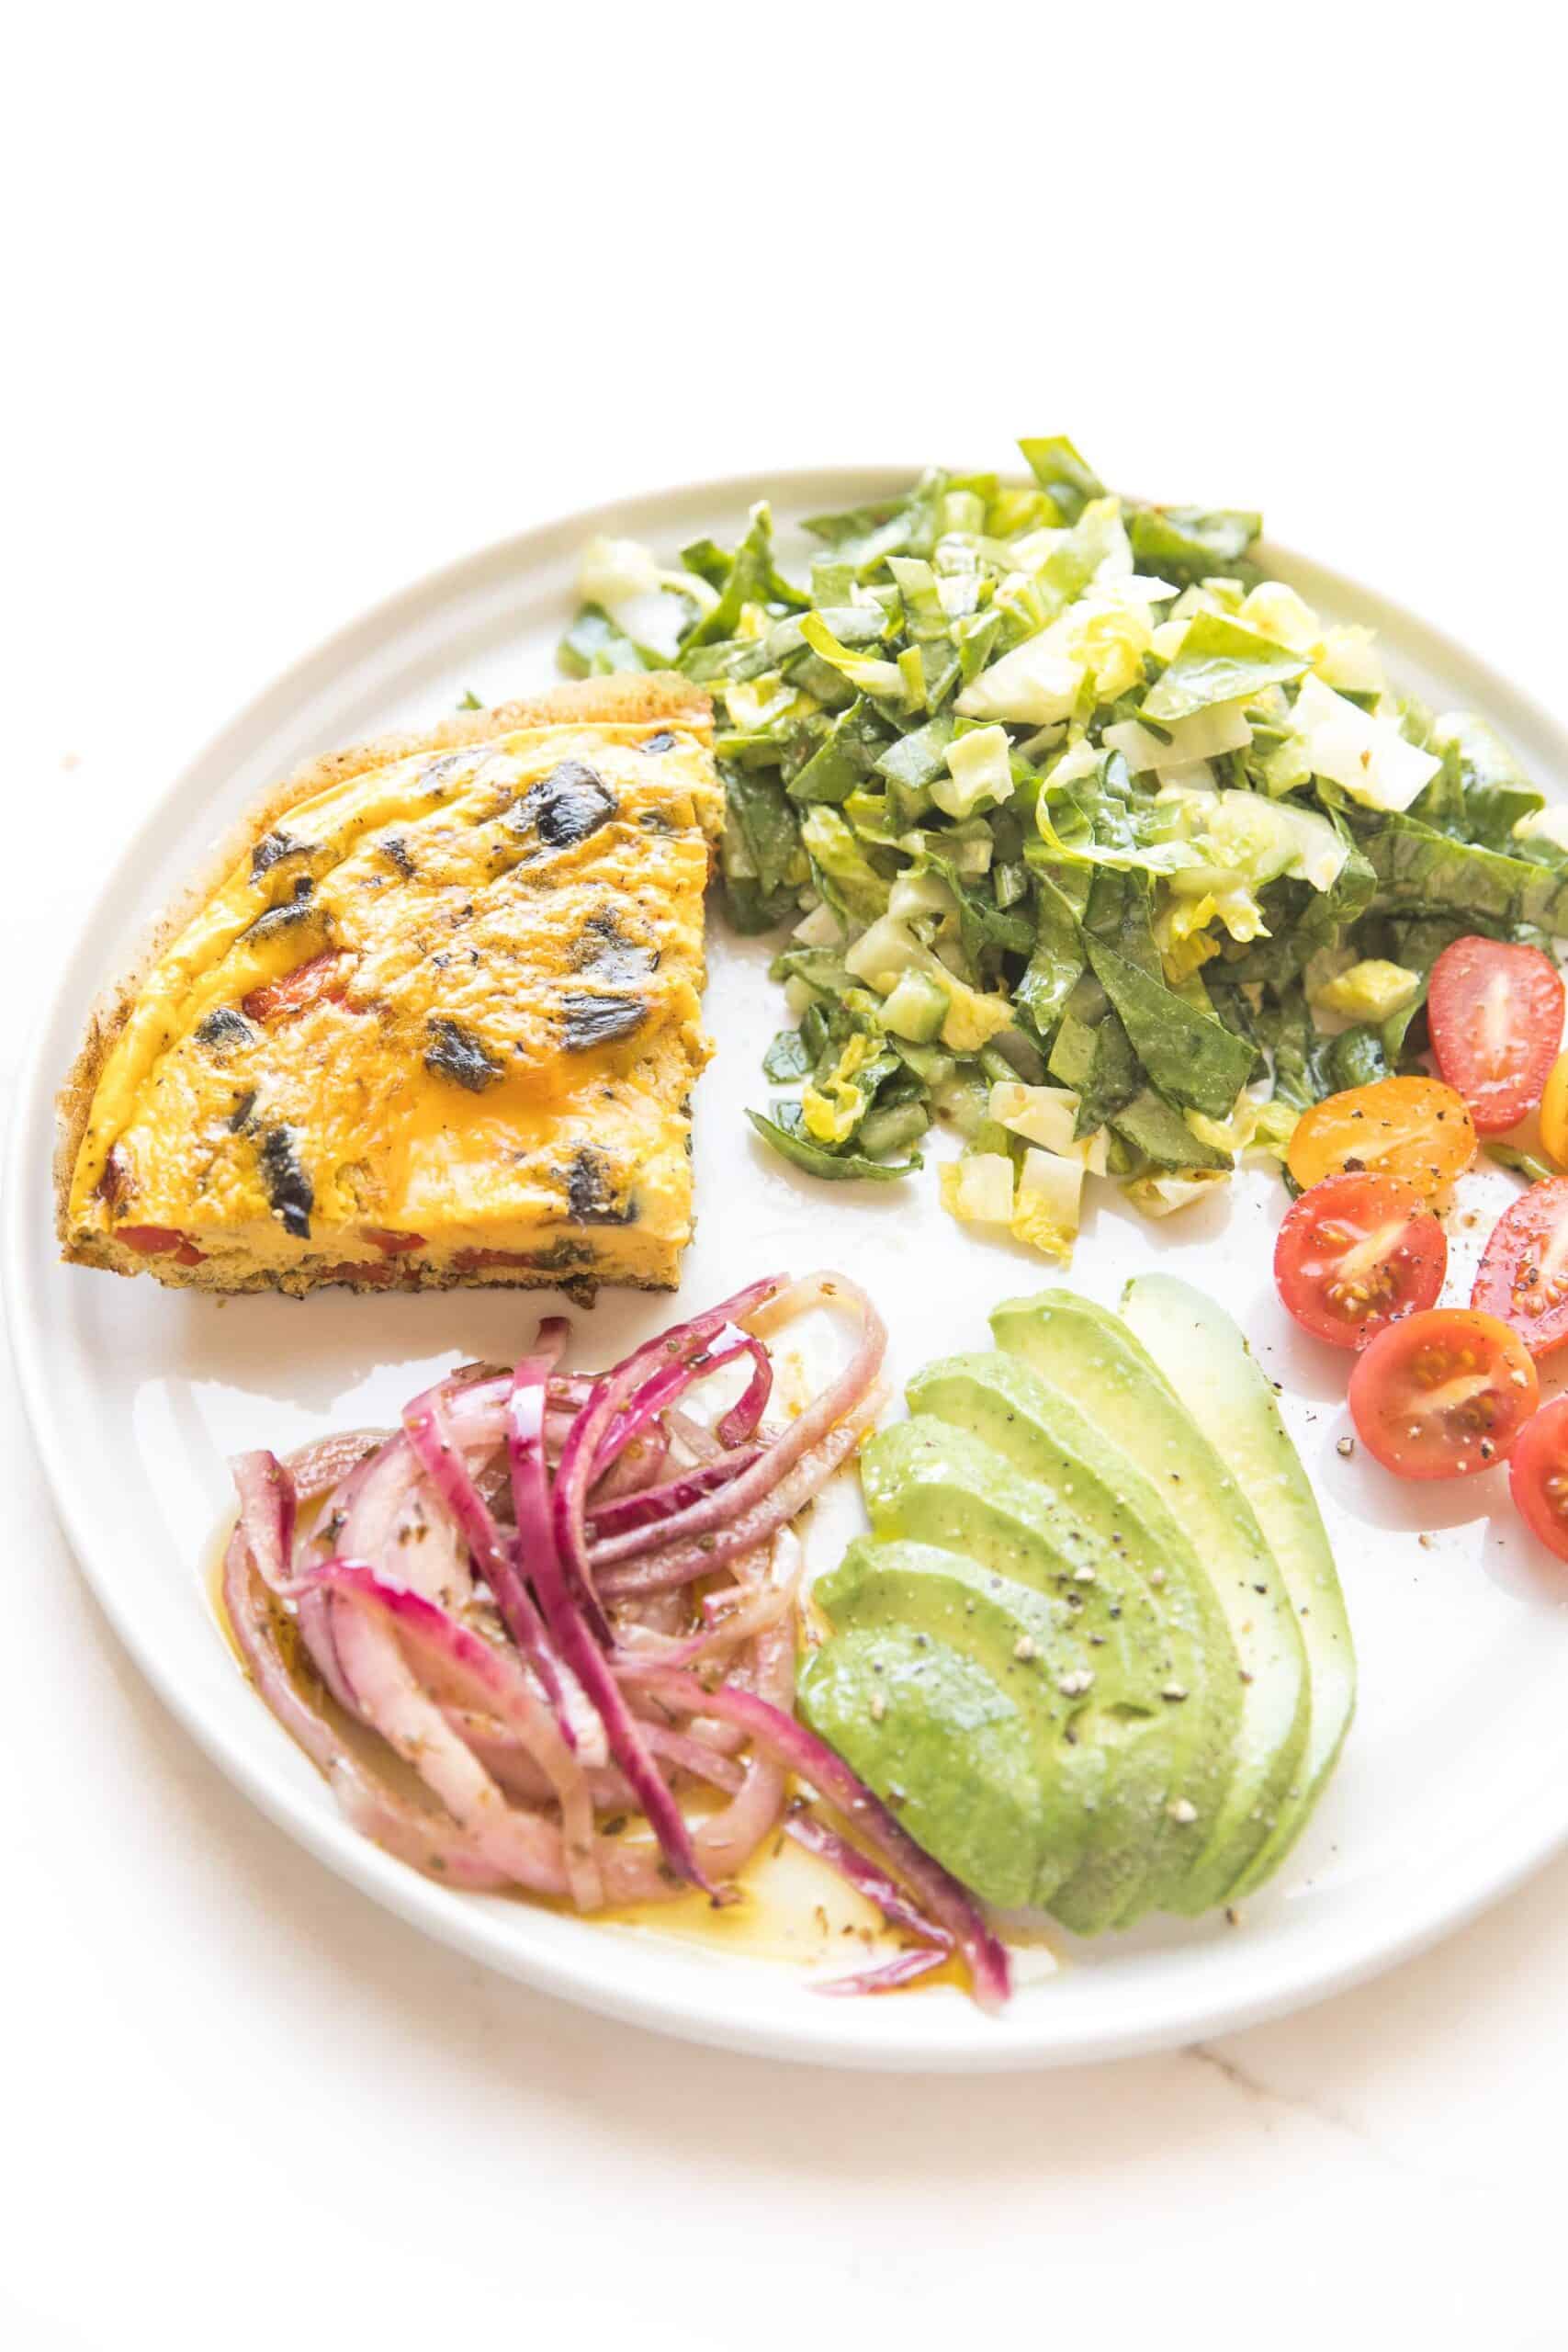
[557,437,1559,1242]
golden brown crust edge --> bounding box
[54,673,714,1288]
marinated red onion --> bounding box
[222,1274,1010,2010]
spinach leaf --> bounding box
[1015,871,1087,1044]
[921,855,1035,966]
[1085,939,1257,1118]
[788,698,893,805]
[558,605,656,678]
[1111,1089,1234,1173]
[801,807,891,926]
[761,1028,813,1082]
[801,472,945,576]
[1258,985,1337,1112]
[1141,615,1308,724]
[1018,435,1105,525]
[719,763,806,933]
[1048,978,1143,1132]
[1364,814,1568,935]
[680,503,808,657]
[747,1107,921,1182]
[1126,505,1261,585]
[1325,1026,1390,1091]
[1430,712,1545,850]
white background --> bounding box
[7,6,1568,2346]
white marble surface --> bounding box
[9,12,1568,2345]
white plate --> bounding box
[11,468,1568,2071]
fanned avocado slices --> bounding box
[1120,1273,1355,1895]
[848,1417,1235,1931]
[801,1283,1347,1937]
[800,1539,1140,1911]
[906,1351,1244,1925]
[990,1291,1311,1913]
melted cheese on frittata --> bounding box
[67,721,722,1286]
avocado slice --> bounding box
[799,1540,1124,1907]
[906,1350,1243,1922]
[856,1419,1232,1932]
[1121,1272,1355,1896]
[990,1290,1310,1913]
[797,1620,1055,1910]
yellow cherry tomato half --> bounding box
[1287,1076,1478,1201]
[1540,1050,1568,1170]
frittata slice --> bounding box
[58,676,721,1297]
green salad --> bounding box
[560,436,1568,1259]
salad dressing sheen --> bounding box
[209,1541,953,1989]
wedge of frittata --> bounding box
[58,676,721,1296]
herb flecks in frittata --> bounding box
[560,440,1568,1260]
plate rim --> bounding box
[12,462,1568,2072]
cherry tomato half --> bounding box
[1470,1176,1568,1359]
[1274,1172,1447,1349]
[1287,1076,1477,1200]
[1348,1307,1539,1480]
[1540,1051,1568,1170]
[1509,1395,1568,1564]
[1427,934,1564,1134]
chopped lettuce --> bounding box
[1010,1147,1085,1260]
[558,432,1565,1244]
[1291,675,1442,812]
[1141,615,1310,724]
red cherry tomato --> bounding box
[1509,1395,1568,1563]
[242,951,347,1024]
[1274,1172,1446,1349]
[1348,1307,1539,1480]
[118,1224,204,1266]
[1470,1176,1568,1358]
[1427,934,1563,1134]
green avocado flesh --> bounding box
[1120,1273,1355,1896]
[799,1282,1347,1935]
[990,1292,1311,1914]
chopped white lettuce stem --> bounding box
[1104,701,1253,773]
[955,638,1082,726]
[1124,1170,1230,1218]
[940,1152,1016,1227]
[889,869,960,922]
[793,900,845,948]
[1291,674,1440,811]
[933,725,1014,818]
[578,535,719,637]
[1011,1148,1086,1261]
[988,1081,1109,1173]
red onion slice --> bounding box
[589,1275,885,1576]
[548,1274,784,1645]
[402,1377,573,1745]
[290,1556,600,1908]
[596,1380,886,1600]
[223,1272,1009,2011]
[222,1525,513,1891]
[780,1805,951,1951]
[815,1946,952,1998]
[624,1671,1010,2014]
[715,1333,773,1449]
[509,1353,709,1894]
[587,1442,762,1537]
